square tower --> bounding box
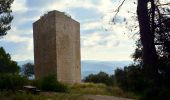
[33,10,81,84]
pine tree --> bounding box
[0,47,19,74]
[0,0,14,36]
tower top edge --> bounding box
[33,10,79,25]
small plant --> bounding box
[34,74,68,92]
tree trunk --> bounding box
[137,0,157,74]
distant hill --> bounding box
[81,60,132,79]
[17,60,34,66]
[17,60,132,79]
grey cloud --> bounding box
[0,41,28,54]
[81,28,102,35]
[12,9,42,24]
[81,32,120,48]
[108,40,120,47]
[91,0,101,5]
[11,9,44,34]
[68,7,102,22]
[99,39,120,47]
[25,0,57,9]
[15,20,33,30]
[112,15,126,24]
[98,40,107,46]
[19,34,33,38]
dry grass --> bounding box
[0,91,85,100]
[70,83,111,95]
[69,83,137,99]
[0,83,137,100]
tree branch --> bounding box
[157,2,170,6]
[112,0,126,22]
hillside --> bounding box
[17,60,132,79]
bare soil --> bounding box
[83,95,134,100]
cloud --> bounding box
[0,26,33,61]
[81,44,134,61]
[25,0,57,9]
[0,36,33,61]
[0,0,138,61]
[13,9,41,20]
[82,21,102,30]
[14,21,32,31]
[11,0,27,12]
[68,7,102,21]
[2,33,33,50]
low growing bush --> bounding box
[0,74,28,91]
[34,74,68,92]
[83,72,114,86]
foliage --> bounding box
[115,60,170,100]
[0,0,14,36]
[22,62,34,78]
[115,64,148,93]
[0,47,20,74]
[153,2,170,59]
[140,86,170,100]
[0,82,137,100]
[113,0,170,99]
[0,91,85,100]
[83,72,114,86]
[70,83,110,95]
[33,74,68,92]
[0,74,28,91]
[69,83,137,99]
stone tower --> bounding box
[33,10,81,84]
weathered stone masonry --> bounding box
[33,10,81,84]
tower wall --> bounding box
[33,10,81,83]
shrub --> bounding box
[34,74,68,92]
[115,64,147,93]
[83,72,114,86]
[70,83,111,95]
[0,47,20,74]
[21,62,34,78]
[0,74,28,91]
[115,62,170,100]
[139,87,170,100]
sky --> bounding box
[0,0,139,62]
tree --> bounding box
[137,0,158,67]
[0,47,19,74]
[136,0,170,76]
[0,0,14,36]
[113,0,169,77]
[137,0,170,76]
[0,0,15,73]
[83,71,114,86]
[22,62,34,78]
[113,0,170,99]
[115,65,146,93]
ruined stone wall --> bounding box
[33,10,81,83]
[55,12,81,83]
[33,12,57,79]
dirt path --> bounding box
[83,95,134,100]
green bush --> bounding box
[0,74,28,91]
[83,72,114,86]
[115,62,170,100]
[70,83,111,95]
[0,47,20,74]
[34,74,68,92]
[139,87,170,100]
[115,64,147,93]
